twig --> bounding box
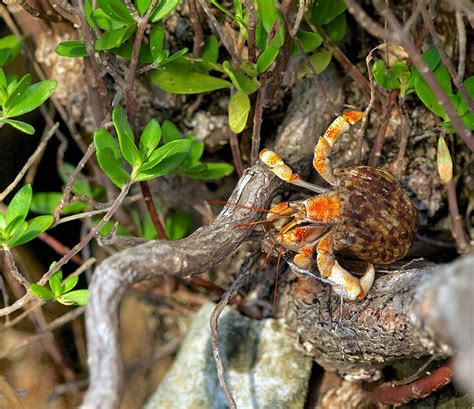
[38,232,84,265]
[0,307,86,359]
[3,249,29,289]
[18,0,62,22]
[348,0,474,151]
[245,0,257,63]
[371,361,453,406]
[368,89,399,167]
[354,46,381,164]
[454,0,467,85]
[139,181,168,240]
[278,7,334,114]
[210,254,258,409]
[0,123,59,202]
[420,1,474,113]
[198,0,241,64]
[394,98,410,180]
[250,72,267,165]
[188,0,204,56]
[228,128,244,177]
[0,179,134,317]
[446,175,470,254]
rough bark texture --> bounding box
[82,70,345,408]
[284,256,473,396]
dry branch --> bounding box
[81,69,345,408]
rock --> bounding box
[144,303,313,409]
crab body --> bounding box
[260,112,418,301]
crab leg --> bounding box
[259,149,327,194]
[313,111,363,186]
[317,232,375,301]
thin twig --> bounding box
[0,307,86,359]
[250,72,267,165]
[139,181,168,240]
[245,0,257,63]
[0,179,134,317]
[228,128,244,177]
[18,0,62,22]
[210,254,258,409]
[0,123,58,202]
[420,1,474,113]
[3,249,29,289]
[394,98,410,180]
[446,175,470,254]
[454,0,467,85]
[38,233,84,265]
[188,0,204,56]
[198,0,241,64]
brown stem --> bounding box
[250,72,267,165]
[245,0,257,63]
[228,129,244,177]
[445,177,470,254]
[38,233,84,265]
[188,0,204,56]
[139,181,168,240]
[371,361,453,406]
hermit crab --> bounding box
[259,112,419,301]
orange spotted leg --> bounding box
[259,149,327,194]
[313,111,364,186]
[317,233,375,301]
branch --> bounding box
[81,70,345,408]
[285,256,474,401]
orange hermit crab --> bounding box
[259,112,419,301]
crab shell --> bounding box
[332,166,419,264]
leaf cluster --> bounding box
[0,185,53,250]
[30,264,89,306]
[373,48,474,131]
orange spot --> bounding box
[269,202,290,214]
[342,111,363,124]
[317,234,333,252]
[306,195,340,222]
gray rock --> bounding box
[144,303,312,409]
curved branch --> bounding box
[81,71,345,408]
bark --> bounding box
[285,256,474,399]
[82,70,345,408]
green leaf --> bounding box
[324,12,346,43]
[256,46,279,74]
[228,91,250,133]
[0,213,6,231]
[414,64,452,119]
[31,192,87,215]
[59,162,93,197]
[56,41,89,58]
[310,0,347,25]
[5,184,32,233]
[58,289,89,306]
[0,34,21,63]
[295,31,323,54]
[94,129,121,158]
[3,73,32,114]
[298,50,332,79]
[460,111,474,131]
[6,221,27,248]
[202,35,219,64]
[455,76,474,117]
[63,275,79,293]
[181,162,234,180]
[49,270,63,297]
[180,140,204,168]
[4,80,57,118]
[223,61,259,94]
[97,0,135,24]
[112,106,142,167]
[30,284,54,301]
[164,211,192,240]
[8,215,53,247]
[150,59,232,94]
[96,147,129,187]
[0,67,7,89]
[162,119,183,143]
[150,0,181,22]
[257,0,280,33]
[0,50,12,67]
[150,23,165,61]
[139,118,161,158]
[137,139,192,180]
[421,48,441,72]
[94,129,129,187]
[0,119,35,135]
[95,25,136,51]
[373,60,400,90]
